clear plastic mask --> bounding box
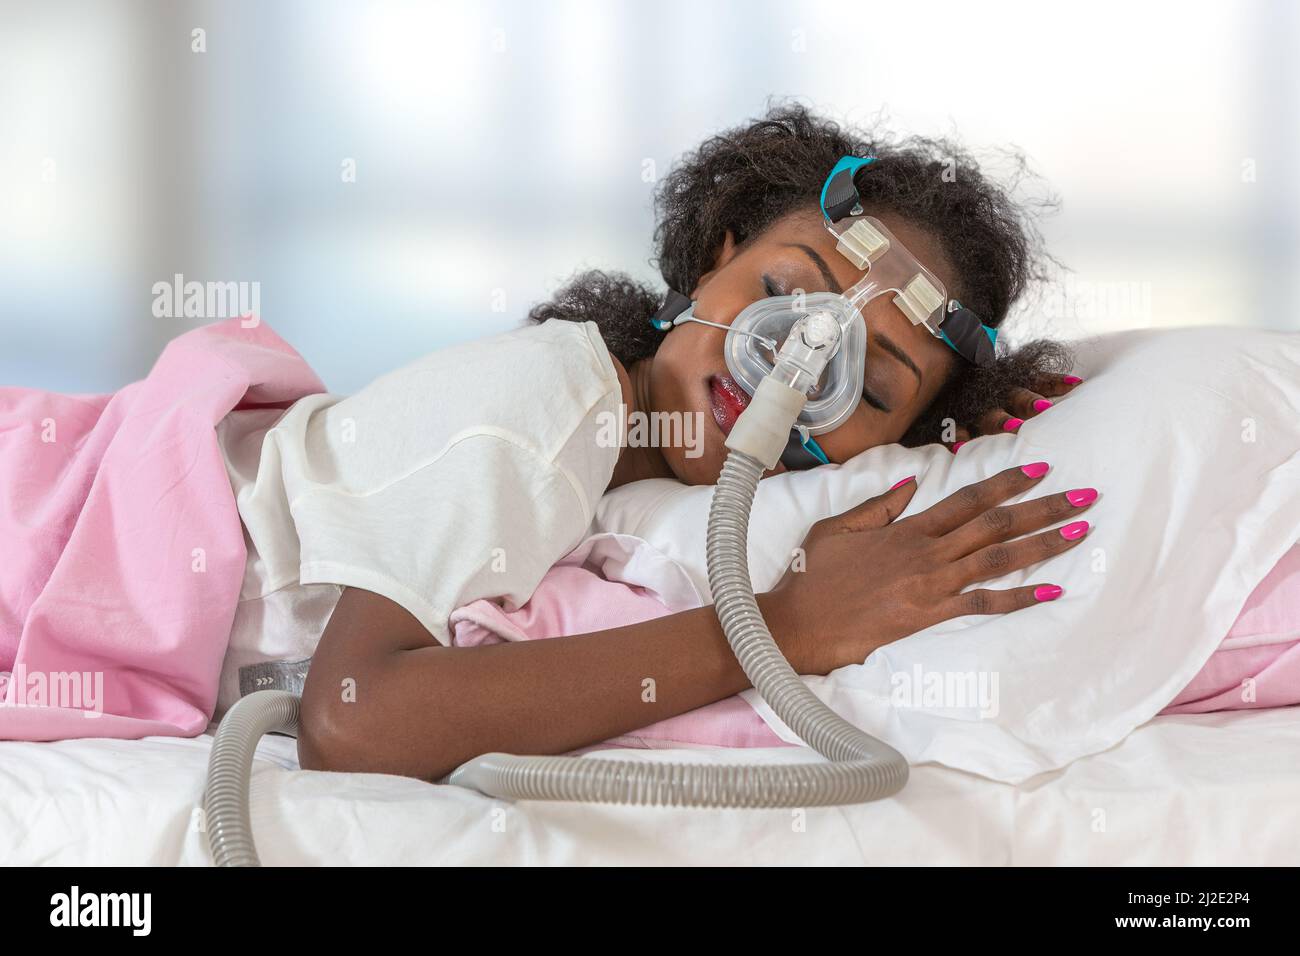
[723,292,866,435]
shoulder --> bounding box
[529,319,621,392]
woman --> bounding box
[284,105,1098,779]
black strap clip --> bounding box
[650,289,692,330]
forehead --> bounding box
[760,207,959,298]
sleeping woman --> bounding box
[211,103,1098,778]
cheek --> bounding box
[660,443,725,486]
[648,332,702,425]
[645,332,730,485]
[651,331,694,386]
[815,363,953,460]
[813,406,903,462]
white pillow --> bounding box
[592,327,1300,783]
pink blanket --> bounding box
[451,544,1300,752]
[0,319,324,740]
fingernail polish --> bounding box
[951,441,967,453]
[1066,488,1098,507]
[1060,520,1090,540]
[1063,375,1084,385]
[1032,399,1053,412]
[1034,585,1063,602]
[1020,461,1050,479]
[1003,417,1024,432]
[890,475,916,491]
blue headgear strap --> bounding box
[780,429,830,470]
[821,156,877,222]
[938,302,999,367]
[821,155,999,368]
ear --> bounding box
[689,230,739,298]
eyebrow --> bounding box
[783,243,843,294]
[873,330,923,384]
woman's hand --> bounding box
[761,463,1095,674]
[947,372,1084,450]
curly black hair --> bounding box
[528,101,1070,446]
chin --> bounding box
[661,442,725,486]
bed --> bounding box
[5,327,1297,866]
[5,705,1298,866]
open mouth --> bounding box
[708,373,751,436]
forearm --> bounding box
[299,592,800,781]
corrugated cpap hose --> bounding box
[204,449,908,866]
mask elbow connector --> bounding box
[725,376,808,469]
[726,313,839,469]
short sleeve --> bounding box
[241,319,623,644]
[293,433,597,645]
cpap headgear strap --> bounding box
[650,289,693,330]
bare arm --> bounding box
[297,587,802,781]
[299,464,1094,781]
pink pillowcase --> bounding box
[1159,543,1300,714]
[449,543,1300,751]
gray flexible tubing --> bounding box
[204,449,909,865]
[444,449,908,805]
[203,689,300,867]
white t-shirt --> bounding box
[213,319,622,717]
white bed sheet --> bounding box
[4,707,1299,866]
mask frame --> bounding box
[821,155,999,368]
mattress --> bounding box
[5,706,1298,865]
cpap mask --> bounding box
[651,155,1000,470]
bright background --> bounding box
[2,0,1297,393]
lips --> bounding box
[709,374,751,435]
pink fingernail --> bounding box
[1063,375,1084,385]
[1032,398,1053,412]
[1066,488,1098,507]
[890,475,915,491]
[1060,520,1090,540]
[1020,461,1050,479]
[1003,417,1024,432]
[951,441,967,453]
[1034,585,1063,602]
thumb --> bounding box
[834,475,916,532]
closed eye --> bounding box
[862,386,891,413]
